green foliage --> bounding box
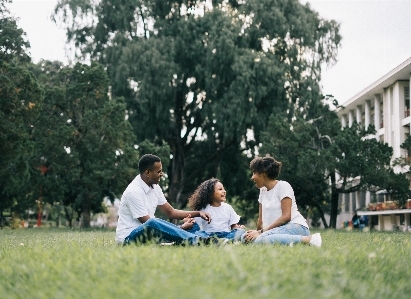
[259,98,409,228]
[28,61,139,227]
[54,0,341,207]
[137,139,171,190]
[1,229,411,298]
[137,139,170,172]
[0,0,39,224]
[258,103,340,227]
[400,134,411,155]
[0,0,31,63]
[0,61,43,220]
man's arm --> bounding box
[137,215,150,224]
[158,202,211,223]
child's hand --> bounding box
[180,221,195,230]
[183,214,195,223]
[180,215,196,230]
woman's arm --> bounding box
[256,203,263,230]
[243,203,262,242]
[260,197,291,231]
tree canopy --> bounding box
[0,0,41,224]
[259,99,410,228]
[54,0,341,207]
[28,61,139,227]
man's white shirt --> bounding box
[115,175,167,243]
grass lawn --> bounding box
[1,228,410,299]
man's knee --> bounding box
[144,218,159,228]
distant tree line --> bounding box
[1,0,409,228]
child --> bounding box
[183,178,245,242]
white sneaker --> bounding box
[309,233,322,247]
[222,238,232,245]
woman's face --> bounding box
[212,182,226,204]
[251,172,266,189]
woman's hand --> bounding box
[243,230,261,243]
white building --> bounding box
[336,57,411,231]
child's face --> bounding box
[212,182,226,203]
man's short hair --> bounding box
[250,155,282,179]
[138,154,161,173]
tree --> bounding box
[259,97,410,228]
[54,0,341,207]
[0,61,42,226]
[0,0,30,64]
[29,61,139,227]
[258,105,338,228]
[0,0,41,226]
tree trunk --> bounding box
[64,206,73,228]
[168,140,186,209]
[308,200,329,229]
[329,171,339,229]
[81,198,91,228]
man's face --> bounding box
[146,162,163,186]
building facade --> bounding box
[335,57,411,231]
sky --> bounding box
[7,0,411,105]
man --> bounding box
[115,154,212,245]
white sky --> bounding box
[7,0,411,105]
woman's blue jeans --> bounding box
[124,218,199,245]
[241,223,310,245]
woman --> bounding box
[242,156,322,247]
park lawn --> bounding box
[0,229,410,299]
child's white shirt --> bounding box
[194,202,241,233]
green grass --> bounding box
[1,228,411,299]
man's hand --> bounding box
[199,211,212,224]
[243,230,261,243]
